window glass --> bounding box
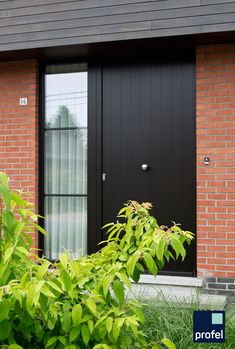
[44,64,87,259]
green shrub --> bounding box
[0,172,46,285]
[0,172,194,349]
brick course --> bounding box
[196,44,235,278]
[0,60,39,248]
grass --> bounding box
[139,293,235,349]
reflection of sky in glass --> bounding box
[45,72,87,128]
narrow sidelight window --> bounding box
[44,63,87,259]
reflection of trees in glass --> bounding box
[46,105,87,149]
[46,105,77,128]
[45,105,87,195]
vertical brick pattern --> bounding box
[0,60,39,248]
[196,44,235,278]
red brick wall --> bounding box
[0,60,39,248]
[196,44,235,278]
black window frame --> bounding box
[38,61,103,258]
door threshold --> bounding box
[136,274,203,287]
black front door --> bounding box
[101,56,196,276]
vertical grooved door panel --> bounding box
[102,56,196,275]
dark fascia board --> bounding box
[0,31,234,63]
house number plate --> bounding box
[19,98,28,105]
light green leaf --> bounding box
[129,322,138,337]
[133,307,145,324]
[72,304,82,326]
[15,246,30,256]
[113,279,125,306]
[94,315,106,329]
[161,338,176,349]
[26,284,37,310]
[41,285,56,298]
[59,253,69,268]
[81,324,90,346]
[0,264,7,282]
[126,316,138,326]
[106,317,113,333]
[116,271,131,289]
[107,227,119,240]
[58,336,67,345]
[11,288,22,306]
[103,275,113,297]
[86,298,96,316]
[21,231,33,247]
[171,237,185,259]
[152,344,161,349]
[143,252,158,276]
[156,239,166,262]
[112,319,121,342]
[61,311,71,333]
[37,260,50,278]
[35,280,44,296]
[46,336,57,348]
[34,223,48,236]
[20,271,30,287]
[60,269,72,292]
[0,184,11,208]
[102,222,114,229]
[47,280,63,294]
[2,210,16,234]
[69,327,80,342]
[0,171,9,187]
[11,192,27,208]
[88,319,94,334]
[135,225,143,241]
[126,252,140,277]
[9,345,24,349]
[116,318,125,328]
[14,221,25,238]
[3,246,14,263]
[118,206,128,216]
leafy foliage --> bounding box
[0,172,46,286]
[0,173,194,349]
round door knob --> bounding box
[141,164,149,171]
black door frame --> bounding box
[39,55,196,277]
[38,62,46,256]
[87,63,103,254]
